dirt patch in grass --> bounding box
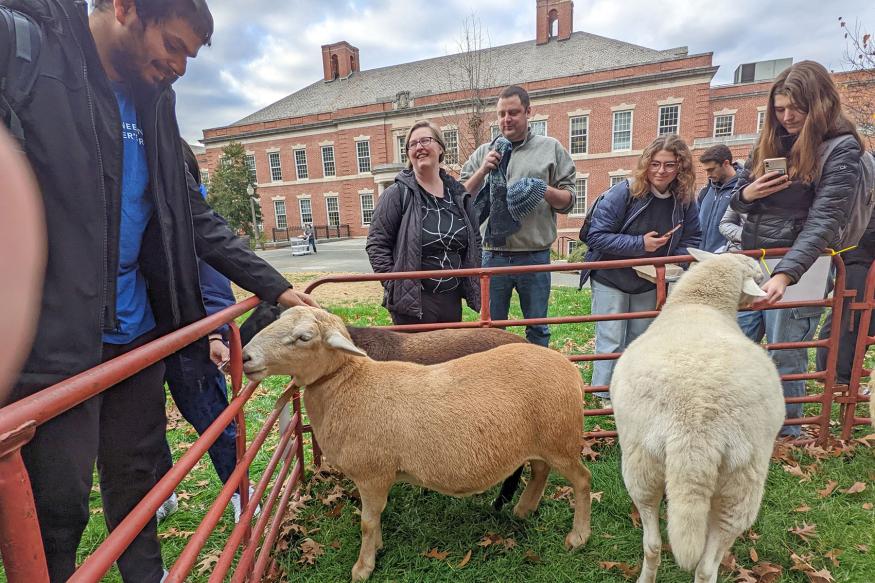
[232,272,385,306]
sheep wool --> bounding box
[611,250,785,583]
[242,306,593,582]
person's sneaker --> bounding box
[230,487,261,523]
[156,492,178,523]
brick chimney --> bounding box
[536,0,573,45]
[321,41,360,81]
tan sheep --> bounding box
[243,306,592,581]
[610,249,785,583]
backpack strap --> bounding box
[816,135,855,182]
[0,8,43,146]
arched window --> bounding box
[330,54,339,79]
[350,55,356,73]
[548,9,559,38]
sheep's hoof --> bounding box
[351,561,374,581]
[512,502,534,519]
[564,529,589,550]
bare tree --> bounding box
[838,17,875,149]
[439,14,497,175]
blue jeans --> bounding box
[590,279,657,398]
[482,250,552,347]
[737,306,822,437]
[159,355,238,484]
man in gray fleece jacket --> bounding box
[461,85,576,347]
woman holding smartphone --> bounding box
[729,60,863,437]
[580,134,702,401]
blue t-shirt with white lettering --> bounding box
[102,82,156,344]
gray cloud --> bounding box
[173,0,875,143]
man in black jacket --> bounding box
[0,0,315,580]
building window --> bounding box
[294,149,308,180]
[490,125,501,141]
[397,135,408,165]
[757,110,766,133]
[569,115,588,155]
[714,114,735,137]
[356,140,371,173]
[443,129,459,165]
[567,240,580,255]
[530,120,547,136]
[610,175,627,187]
[612,110,633,151]
[571,177,587,215]
[299,198,313,225]
[268,152,282,182]
[274,200,287,229]
[360,192,374,225]
[657,105,680,135]
[326,196,340,227]
[200,169,209,186]
[321,145,336,177]
[244,154,257,182]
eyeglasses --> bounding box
[649,161,679,172]
[407,136,436,150]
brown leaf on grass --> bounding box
[590,491,603,503]
[457,550,472,568]
[817,480,838,498]
[744,529,761,541]
[550,486,573,501]
[502,537,517,550]
[749,547,759,562]
[599,561,641,579]
[196,553,220,575]
[297,538,324,565]
[789,522,818,543]
[580,438,600,461]
[752,561,783,582]
[840,481,867,494]
[523,549,541,563]
[325,501,346,519]
[329,539,341,550]
[824,549,842,567]
[855,544,869,552]
[733,567,757,583]
[794,504,812,512]
[789,552,816,572]
[477,533,502,547]
[806,568,835,583]
[783,463,814,482]
[157,528,194,540]
[720,552,738,572]
[863,502,873,510]
[318,484,345,506]
[629,505,641,528]
[853,433,875,446]
[771,441,799,464]
[176,491,193,501]
[423,548,449,560]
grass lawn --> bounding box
[37,286,875,582]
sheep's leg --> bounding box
[621,447,665,583]
[634,499,663,583]
[549,457,592,550]
[351,480,390,582]
[513,460,549,518]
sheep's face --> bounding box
[242,306,366,385]
[730,254,767,308]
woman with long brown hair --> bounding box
[730,60,864,437]
[580,134,702,401]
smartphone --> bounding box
[661,223,682,238]
[763,157,788,176]
[218,360,230,374]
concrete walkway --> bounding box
[254,237,582,287]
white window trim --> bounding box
[570,173,589,216]
[298,198,313,226]
[267,151,283,182]
[318,140,335,147]
[610,102,637,112]
[321,145,336,177]
[442,128,459,166]
[325,195,341,227]
[713,113,735,138]
[353,135,371,142]
[273,199,288,230]
[656,96,684,106]
[355,140,372,174]
[396,134,408,165]
[657,104,681,136]
[568,115,589,156]
[359,190,375,226]
[566,108,591,117]
[293,148,308,181]
[612,110,634,152]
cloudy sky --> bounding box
[170,0,875,143]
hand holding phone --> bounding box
[661,223,682,238]
[763,157,787,176]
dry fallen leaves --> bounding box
[806,568,835,583]
[297,538,324,565]
[476,533,517,550]
[423,548,449,560]
[749,547,758,562]
[629,505,641,528]
[840,481,867,494]
[863,502,873,510]
[523,549,541,563]
[794,504,812,513]
[751,561,783,583]
[824,548,842,567]
[789,522,818,543]
[817,480,838,498]
[196,553,220,575]
[599,561,641,579]
[457,549,472,568]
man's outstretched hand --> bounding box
[277,288,321,308]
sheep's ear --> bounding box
[687,248,714,263]
[325,330,368,357]
[742,277,766,297]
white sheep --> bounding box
[242,306,592,581]
[610,249,785,583]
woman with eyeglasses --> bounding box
[367,120,482,324]
[579,134,702,402]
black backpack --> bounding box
[0,7,42,146]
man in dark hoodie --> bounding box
[0,1,315,581]
[696,144,742,252]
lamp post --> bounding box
[246,184,263,250]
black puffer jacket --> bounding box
[730,132,862,283]
[366,169,481,318]
[3,0,291,392]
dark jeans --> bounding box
[482,249,551,347]
[816,263,875,385]
[307,236,317,253]
[158,355,237,485]
[18,336,166,583]
[391,288,462,325]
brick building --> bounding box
[198,0,870,254]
